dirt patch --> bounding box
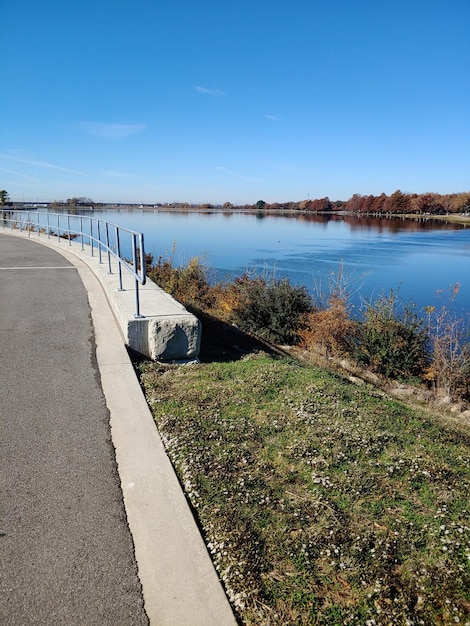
[193,309,281,362]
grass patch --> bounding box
[139,350,470,625]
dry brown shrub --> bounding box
[299,295,357,357]
[423,285,470,399]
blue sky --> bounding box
[1,0,469,204]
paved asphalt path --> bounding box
[0,235,149,625]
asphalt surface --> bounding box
[0,235,149,625]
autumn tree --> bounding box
[370,194,386,213]
[346,194,363,213]
[411,193,443,214]
[310,197,332,211]
[384,190,412,214]
[450,192,470,213]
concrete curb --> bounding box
[0,230,237,625]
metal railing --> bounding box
[1,210,146,318]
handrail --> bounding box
[0,210,146,318]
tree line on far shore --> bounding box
[227,190,470,215]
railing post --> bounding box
[106,222,112,274]
[98,220,103,263]
[140,233,146,284]
[116,226,123,291]
[80,216,84,250]
[134,278,143,318]
[90,220,94,256]
[132,233,144,318]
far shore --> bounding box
[4,204,470,225]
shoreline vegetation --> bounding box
[137,250,470,624]
[143,252,470,411]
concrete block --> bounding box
[97,267,202,362]
[59,244,203,361]
[128,314,202,361]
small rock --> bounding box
[348,376,364,386]
[363,371,380,385]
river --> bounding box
[17,208,470,318]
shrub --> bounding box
[354,290,429,379]
[230,274,312,344]
[299,295,358,357]
[145,254,470,401]
[300,261,362,357]
[147,254,215,310]
[424,284,470,399]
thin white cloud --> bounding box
[0,167,39,182]
[265,114,280,121]
[195,85,225,96]
[213,166,258,182]
[81,122,147,139]
[0,153,86,176]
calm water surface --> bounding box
[68,210,470,317]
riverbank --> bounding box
[391,212,470,225]
[139,345,470,625]
[137,297,470,622]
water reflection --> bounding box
[18,208,470,316]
